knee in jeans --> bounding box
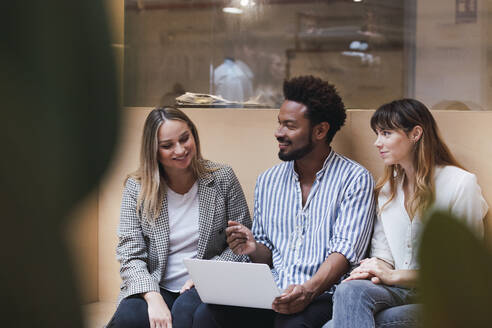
[110,312,145,328]
[108,297,149,328]
[334,281,359,299]
[193,303,211,323]
[334,280,372,303]
[172,288,201,312]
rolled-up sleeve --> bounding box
[450,173,488,239]
[328,171,376,265]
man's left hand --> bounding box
[272,284,315,314]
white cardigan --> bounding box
[370,165,488,270]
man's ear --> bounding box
[313,122,330,141]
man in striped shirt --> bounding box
[194,76,376,328]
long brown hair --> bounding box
[370,99,463,218]
[128,107,212,221]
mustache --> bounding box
[277,137,291,144]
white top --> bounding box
[370,165,488,270]
[162,182,199,292]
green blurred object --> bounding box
[0,1,118,327]
[419,210,492,328]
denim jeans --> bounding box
[193,291,334,328]
[323,280,420,328]
[107,287,202,328]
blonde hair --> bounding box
[127,107,212,221]
[370,99,463,218]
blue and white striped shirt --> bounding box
[252,150,376,290]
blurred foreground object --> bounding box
[0,1,118,327]
[419,210,492,328]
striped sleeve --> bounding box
[252,175,274,251]
[328,171,376,265]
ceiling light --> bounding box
[223,7,243,14]
[353,0,363,2]
[240,0,249,6]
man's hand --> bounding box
[143,291,172,328]
[271,284,315,314]
[179,279,194,294]
[226,220,256,255]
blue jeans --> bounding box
[324,280,420,328]
[107,287,202,328]
[193,291,334,328]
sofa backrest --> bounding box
[73,108,491,302]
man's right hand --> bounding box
[143,291,172,328]
[226,220,256,255]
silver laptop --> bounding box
[183,258,281,309]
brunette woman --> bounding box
[327,99,488,328]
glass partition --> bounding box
[124,0,492,110]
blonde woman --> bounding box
[326,99,488,328]
[107,108,251,328]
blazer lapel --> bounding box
[154,193,170,269]
[197,174,216,259]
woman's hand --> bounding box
[143,291,172,328]
[180,279,194,294]
[344,257,395,285]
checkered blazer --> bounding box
[116,161,251,304]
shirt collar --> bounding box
[316,149,335,178]
[290,148,335,180]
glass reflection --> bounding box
[124,0,492,110]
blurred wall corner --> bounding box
[0,1,119,327]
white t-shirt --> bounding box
[370,165,488,270]
[161,182,199,292]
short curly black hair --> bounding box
[283,75,346,144]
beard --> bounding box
[277,135,314,161]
